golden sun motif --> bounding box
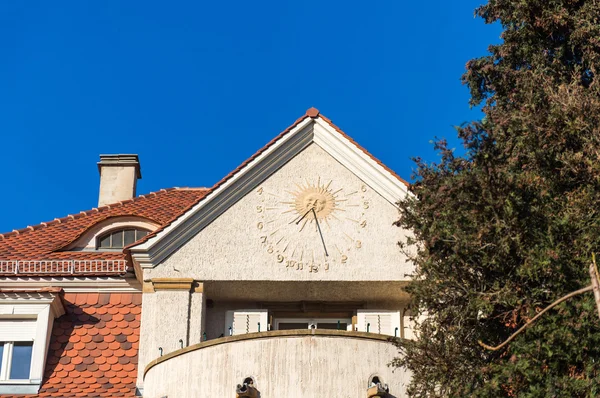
[293,184,336,220]
[256,178,371,272]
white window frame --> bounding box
[61,216,159,251]
[274,318,353,331]
[0,291,64,394]
[0,340,34,380]
[96,228,151,250]
[0,318,36,381]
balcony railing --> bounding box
[0,260,129,275]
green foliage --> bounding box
[394,1,600,396]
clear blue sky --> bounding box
[0,1,501,233]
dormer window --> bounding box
[0,290,65,394]
[97,228,149,249]
[62,217,159,251]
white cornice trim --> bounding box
[130,116,409,269]
[0,276,141,293]
[312,118,408,205]
[0,291,65,318]
[130,117,315,268]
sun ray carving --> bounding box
[293,181,336,220]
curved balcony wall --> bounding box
[143,330,410,398]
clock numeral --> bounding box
[324,262,330,271]
[341,255,348,264]
[361,185,367,192]
[362,201,370,209]
[260,236,267,244]
[257,187,264,195]
[257,222,264,230]
[356,240,362,249]
[267,246,274,254]
[277,254,284,263]
[360,220,367,228]
[256,205,263,213]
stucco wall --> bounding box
[143,331,410,398]
[138,291,204,386]
[98,165,138,206]
[146,143,414,282]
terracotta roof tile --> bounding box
[2,293,141,398]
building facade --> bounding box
[0,108,415,398]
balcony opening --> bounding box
[274,318,351,331]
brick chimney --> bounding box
[97,154,142,207]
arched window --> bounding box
[96,228,149,249]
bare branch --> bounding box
[478,285,593,351]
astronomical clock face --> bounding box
[255,177,371,272]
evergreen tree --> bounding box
[394,1,600,396]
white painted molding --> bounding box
[130,117,315,268]
[312,118,408,205]
[0,292,65,318]
[0,291,65,386]
[130,116,409,269]
[0,276,141,293]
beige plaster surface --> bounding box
[137,290,203,386]
[143,330,410,398]
[98,165,138,206]
[148,143,414,282]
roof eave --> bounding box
[129,108,409,270]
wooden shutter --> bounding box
[226,310,268,335]
[0,319,36,341]
[357,311,400,336]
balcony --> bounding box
[143,329,409,398]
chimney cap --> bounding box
[97,154,142,179]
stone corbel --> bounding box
[143,278,203,293]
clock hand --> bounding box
[312,208,329,257]
[296,207,313,225]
